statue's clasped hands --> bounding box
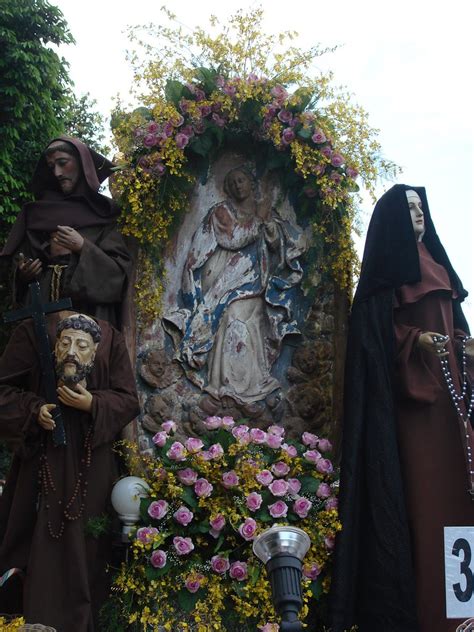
[37,384,93,431]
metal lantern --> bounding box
[253,525,311,632]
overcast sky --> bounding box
[53,0,474,323]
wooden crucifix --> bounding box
[3,281,72,446]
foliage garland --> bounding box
[112,7,398,323]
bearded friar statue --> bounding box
[0,310,139,631]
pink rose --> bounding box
[238,517,257,541]
[167,441,186,461]
[282,443,298,457]
[316,458,334,474]
[203,415,222,430]
[222,470,239,488]
[303,449,322,464]
[278,109,293,124]
[232,428,250,444]
[143,133,158,148]
[175,133,190,149]
[303,562,321,580]
[229,561,248,581]
[223,84,237,97]
[256,470,274,486]
[152,431,168,447]
[148,500,169,520]
[185,437,204,453]
[150,549,167,568]
[271,461,290,477]
[302,432,319,448]
[293,497,312,518]
[194,88,206,102]
[311,129,326,144]
[271,84,288,103]
[211,555,230,574]
[246,492,263,512]
[287,478,302,495]
[199,105,212,117]
[266,433,283,449]
[147,121,159,134]
[180,125,194,138]
[232,424,249,440]
[161,420,177,433]
[330,172,342,185]
[152,162,166,176]
[179,98,190,113]
[208,443,224,459]
[268,500,288,518]
[324,535,335,550]
[259,625,280,632]
[317,438,333,453]
[210,514,226,531]
[162,122,174,137]
[250,428,267,444]
[185,573,204,593]
[281,128,295,145]
[267,425,285,437]
[194,478,213,497]
[136,526,158,544]
[173,506,194,526]
[316,482,331,499]
[269,479,289,497]
[212,113,226,127]
[221,416,235,429]
[321,146,333,159]
[346,166,359,179]
[172,114,185,127]
[325,497,338,510]
[177,468,198,486]
[331,152,344,167]
[173,536,194,555]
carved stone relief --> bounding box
[136,152,347,442]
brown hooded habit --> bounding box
[1,137,132,329]
[0,312,139,631]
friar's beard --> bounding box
[54,355,94,387]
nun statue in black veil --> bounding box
[330,184,474,632]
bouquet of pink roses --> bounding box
[110,417,340,631]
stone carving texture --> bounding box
[136,154,346,442]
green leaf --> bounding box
[181,485,198,509]
[297,127,312,140]
[145,563,170,580]
[190,131,214,157]
[165,79,184,106]
[177,587,206,612]
[310,577,323,599]
[300,475,320,494]
[255,508,273,522]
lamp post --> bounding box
[111,476,149,542]
[253,525,311,632]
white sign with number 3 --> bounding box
[445,527,474,619]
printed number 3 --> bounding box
[453,538,474,603]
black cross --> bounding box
[3,281,72,446]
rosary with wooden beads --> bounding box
[38,425,93,539]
